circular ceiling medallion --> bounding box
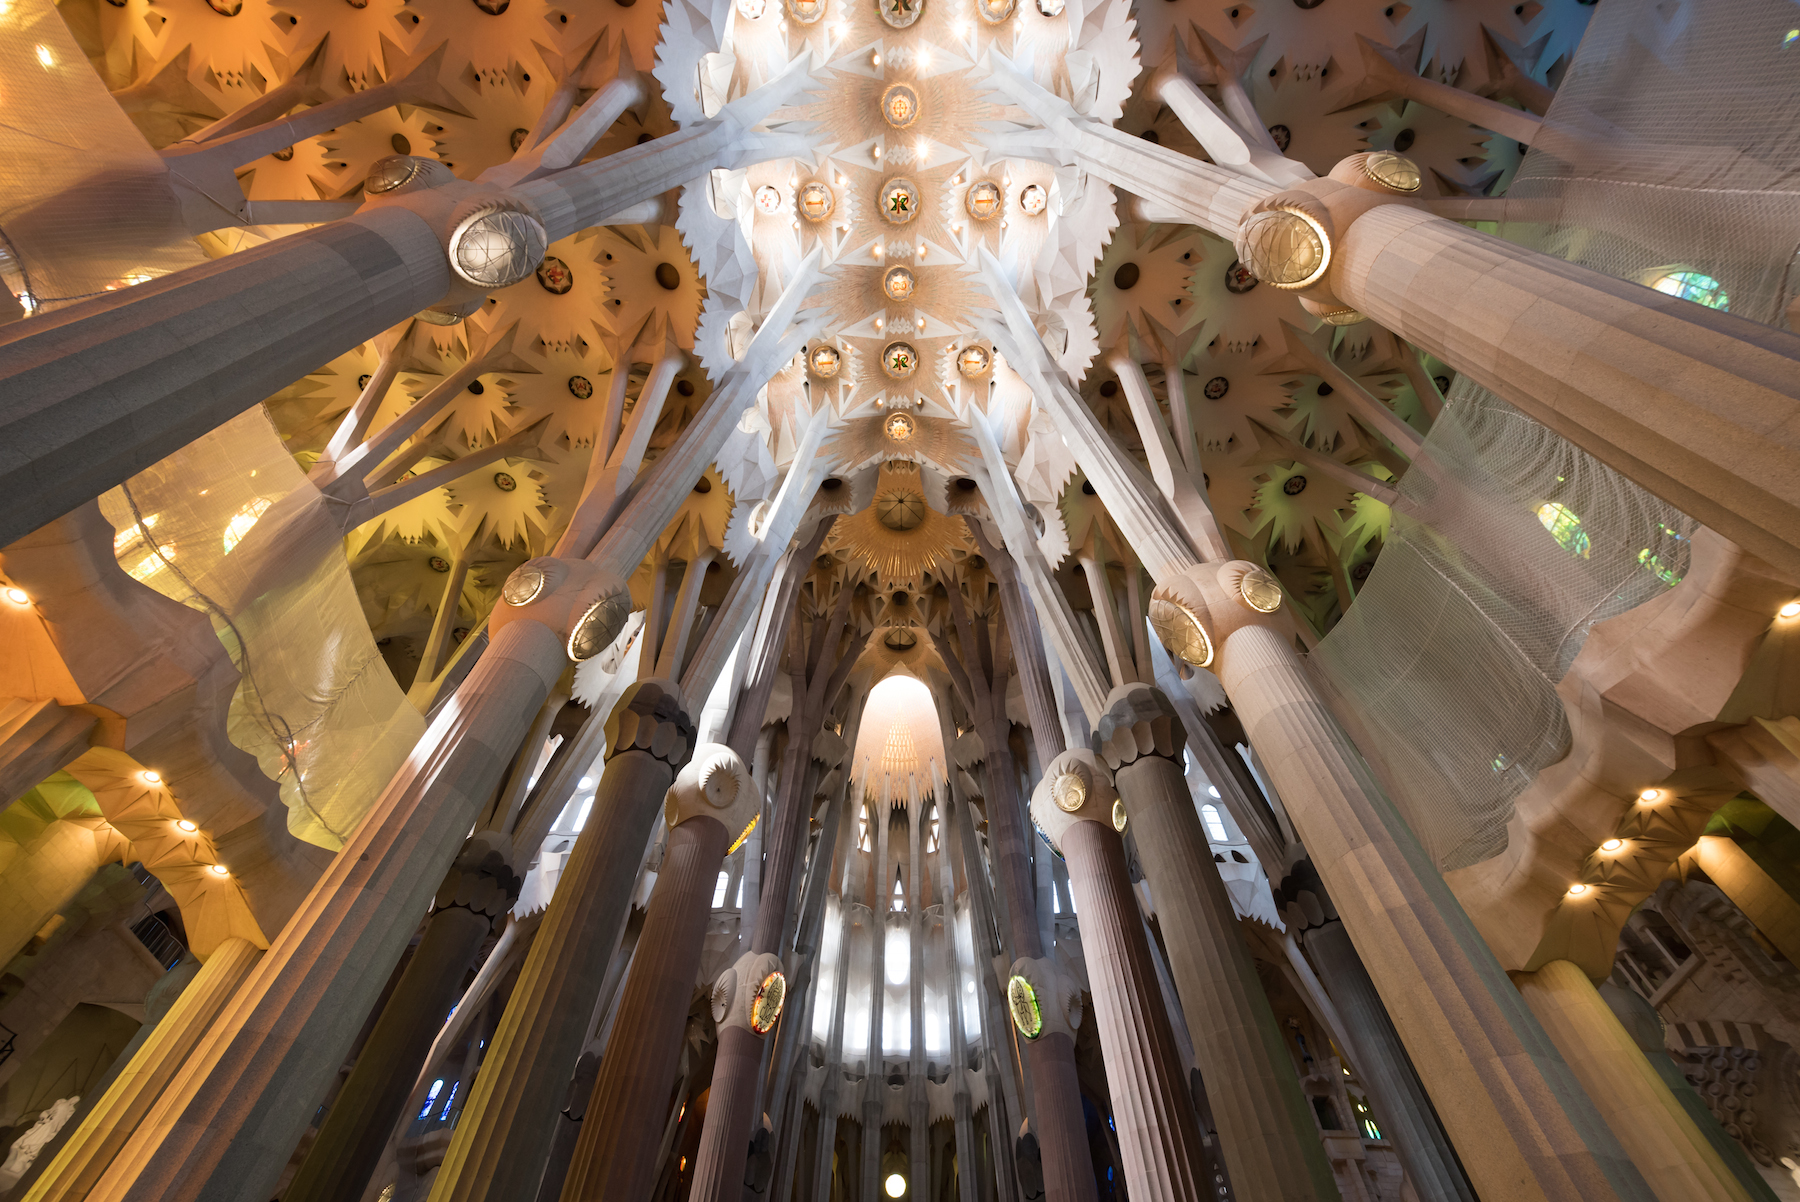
[365,155,420,194]
[879,177,921,224]
[1361,150,1422,192]
[535,255,573,294]
[1240,568,1284,613]
[882,341,919,378]
[1018,183,1048,216]
[809,345,842,377]
[1224,259,1258,293]
[450,208,549,289]
[1283,474,1308,495]
[736,0,767,16]
[884,413,917,444]
[977,0,1016,21]
[502,564,547,607]
[798,181,834,221]
[958,345,991,377]
[568,375,593,399]
[1036,0,1064,14]
[754,184,784,215]
[787,0,826,21]
[883,266,916,301]
[877,488,926,528]
[1237,206,1330,289]
[493,471,517,492]
[1268,123,1292,153]
[878,0,922,27]
[966,180,1002,220]
[1007,975,1043,1039]
[428,556,451,573]
[882,83,921,128]
[1203,376,1229,400]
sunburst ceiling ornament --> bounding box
[827,478,972,583]
[957,346,991,377]
[809,345,842,377]
[798,182,834,222]
[977,0,1017,22]
[876,488,926,530]
[880,178,921,225]
[884,266,916,301]
[878,0,923,28]
[966,181,1002,221]
[882,84,921,128]
[882,342,918,378]
[885,413,916,443]
[787,0,826,20]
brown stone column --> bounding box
[426,682,695,1202]
[1515,961,1753,1202]
[1096,684,1337,1202]
[1034,752,1206,1202]
[1150,558,1654,1202]
[22,938,261,1202]
[283,842,519,1202]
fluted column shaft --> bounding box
[86,620,566,1202]
[561,814,729,1199]
[286,847,517,1202]
[23,938,262,1202]
[1217,621,1651,1201]
[427,683,694,1202]
[1061,820,1206,1202]
[1306,921,1475,1202]
[1111,747,1336,1202]
[1514,960,1752,1202]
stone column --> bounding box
[21,938,261,1202]
[1096,683,1338,1202]
[862,791,890,1202]
[1150,559,1655,1202]
[1515,961,1754,1202]
[1276,861,1477,1202]
[559,744,757,1201]
[284,841,519,1202]
[1032,751,1207,1202]
[426,682,694,1202]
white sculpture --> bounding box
[0,1095,80,1190]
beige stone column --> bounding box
[1514,960,1752,1202]
[1150,559,1653,1202]
[1095,684,1338,1202]
[1032,751,1207,1202]
[1691,836,1800,964]
[425,681,695,1202]
[23,937,261,1202]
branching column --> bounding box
[1095,684,1337,1202]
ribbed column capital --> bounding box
[1094,682,1185,771]
[604,678,695,769]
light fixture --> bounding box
[1566,882,1587,896]
[751,970,788,1033]
[1007,975,1043,1039]
[175,819,199,834]
[879,177,920,224]
[871,51,881,65]
[1638,788,1663,803]
[881,83,920,128]
[882,266,916,301]
[1600,838,1624,852]
[35,44,53,67]
[209,864,231,877]
[142,770,163,785]
[882,342,919,378]
[3,586,28,605]
[885,1174,907,1199]
[1781,600,1800,618]
[1236,204,1331,290]
[502,564,548,607]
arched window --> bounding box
[418,1079,443,1120]
[1201,803,1229,843]
[1535,502,1592,559]
[712,870,730,908]
[891,872,906,911]
[1650,268,1729,311]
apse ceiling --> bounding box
[58,0,1593,669]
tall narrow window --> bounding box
[713,870,730,907]
[735,873,745,908]
[1201,803,1229,843]
[891,871,906,912]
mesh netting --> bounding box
[98,408,424,850]
[1314,386,1695,870]
[1499,0,1800,328]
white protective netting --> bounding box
[1312,0,1800,870]
[99,407,425,850]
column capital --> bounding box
[663,743,756,839]
[432,834,525,931]
[1273,856,1341,936]
[1003,955,1083,1042]
[1093,682,1186,771]
[492,558,632,662]
[1029,749,1123,851]
[605,679,697,769]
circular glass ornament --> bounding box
[750,971,787,1033]
[1112,798,1128,832]
[958,345,992,377]
[1239,567,1284,612]
[878,0,922,27]
[787,0,826,20]
[1018,183,1048,215]
[809,345,842,377]
[754,184,784,214]
[535,255,575,294]
[798,181,835,221]
[429,556,451,573]
[493,472,517,492]
[450,208,549,289]
[1036,0,1064,14]
[882,84,921,128]
[1223,259,1258,293]
[1268,123,1292,153]
[1203,376,1229,400]
[1283,474,1307,495]
[502,564,547,607]
[883,266,916,301]
[1149,596,1214,667]
[736,0,767,16]
[977,0,1016,21]
[568,591,633,661]
[1007,975,1043,1039]
[882,341,919,378]
[568,375,594,399]
[965,180,1002,220]
[365,155,421,194]
[1361,150,1422,193]
[884,413,917,443]
[1237,206,1330,289]
[879,177,921,224]
[1052,771,1086,813]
